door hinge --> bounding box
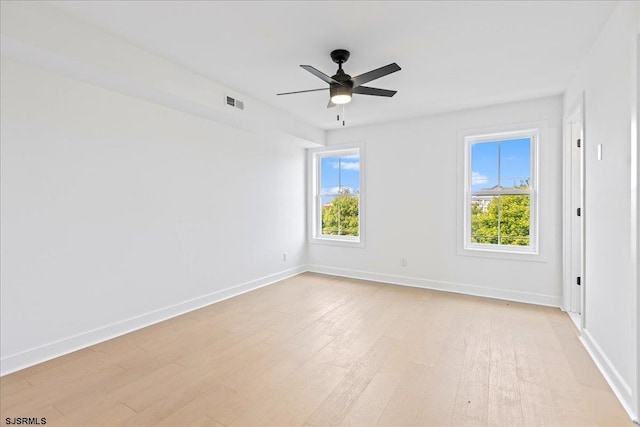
[577,276,581,286]
[577,207,581,216]
[577,138,581,148]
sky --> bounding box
[320,155,360,197]
[471,137,531,191]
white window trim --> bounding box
[308,143,365,247]
[457,122,547,262]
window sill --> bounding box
[309,236,364,248]
[459,246,546,262]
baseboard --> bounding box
[0,266,306,376]
[305,264,561,307]
[580,329,638,423]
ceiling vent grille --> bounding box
[225,95,244,111]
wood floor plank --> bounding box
[376,362,434,426]
[414,344,466,426]
[191,416,226,427]
[1,363,126,416]
[305,335,398,427]
[518,380,560,426]
[514,342,546,386]
[551,394,598,427]
[229,362,350,427]
[203,342,341,426]
[339,367,403,426]
[451,380,489,427]
[487,315,525,426]
[0,273,633,426]
[0,376,32,396]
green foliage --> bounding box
[471,182,530,246]
[322,188,359,236]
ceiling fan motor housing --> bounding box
[330,49,350,64]
[330,82,352,100]
[330,70,353,98]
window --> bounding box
[464,129,538,253]
[309,145,364,246]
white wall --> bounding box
[308,96,564,306]
[563,1,640,420]
[0,2,312,375]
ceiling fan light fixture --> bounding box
[331,94,352,104]
[330,84,352,104]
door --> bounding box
[570,120,583,315]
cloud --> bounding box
[321,186,357,195]
[472,171,488,185]
[331,161,360,171]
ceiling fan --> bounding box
[277,49,401,108]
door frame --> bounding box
[562,93,586,331]
[632,29,639,421]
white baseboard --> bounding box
[580,329,638,423]
[0,266,306,376]
[305,264,561,307]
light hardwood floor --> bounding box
[0,273,632,426]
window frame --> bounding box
[308,143,365,247]
[462,128,539,255]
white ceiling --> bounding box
[51,1,615,130]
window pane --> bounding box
[321,196,339,235]
[320,157,340,195]
[470,194,499,244]
[500,138,531,190]
[499,194,530,246]
[471,142,499,191]
[320,155,360,195]
[321,195,359,236]
[338,155,360,195]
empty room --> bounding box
[1,1,638,426]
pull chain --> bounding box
[335,105,347,127]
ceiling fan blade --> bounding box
[301,65,341,85]
[352,86,397,97]
[352,63,401,88]
[327,99,337,108]
[277,88,328,96]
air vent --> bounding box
[225,95,244,111]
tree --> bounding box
[322,188,359,236]
[471,182,530,246]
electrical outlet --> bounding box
[401,258,407,267]
[283,253,288,261]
